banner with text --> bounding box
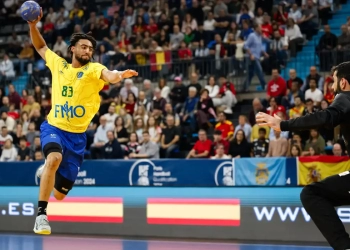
[234,157,286,186]
[297,156,350,185]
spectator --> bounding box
[323,76,335,104]
[316,25,337,71]
[213,76,237,114]
[305,78,323,107]
[288,4,302,23]
[134,105,149,125]
[266,130,288,157]
[120,79,138,102]
[124,92,137,116]
[152,88,167,114]
[228,129,252,158]
[180,87,199,130]
[26,122,38,145]
[137,91,151,112]
[159,78,170,101]
[186,129,212,159]
[119,108,133,134]
[215,112,234,140]
[90,116,113,159]
[332,143,344,156]
[252,128,270,157]
[33,149,44,161]
[286,69,304,90]
[337,25,350,63]
[129,131,160,159]
[298,0,318,40]
[7,32,23,56]
[318,0,332,25]
[102,131,124,159]
[302,66,324,91]
[243,24,268,92]
[29,136,41,160]
[269,31,288,69]
[307,145,321,156]
[319,100,334,144]
[147,116,162,144]
[0,111,15,132]
[0,139,17,162]
[236,4,254,26]
[134,118,146,144]
[182,13,198,33]
[285,18,303,58]
[0,54,15,85]
[113,116,129,145]
[289,144,302,157]
[162,103,181,127]
[214,0,229,17]
[160,115,181,158]
[285,80,304,109]
[142,79,153,101]
[214,9,230,37]
[103,104,118,128]
[170,25,184,50]
[211,130,229,156]
[11,123,24,146]
[22,95,41,115]
[240,20,253,40]
[15,41,34,75]
[205,76,220,99]
[7,84,21,110]
[251,119,270,141]
[196,89,216,130]
[304,129,326,155]
[29,109,44,131]
[0,126,13,148]
[126,132,141,156]
[211,143,231,159]
[234,115,252,142]
[261,14,273,39]
[187,73,202,97]
[249,98,266,126]
[17,136,30,161]
[189,0,204,25]
[289,96,305,119]
[0,97,10,114]
[203,11,216,31]
[266,69,287,102]
[169,76,187,113]
[302,98,318,116]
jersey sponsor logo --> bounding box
[77,72,84,79]
[54,101,86,120]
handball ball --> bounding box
[20,1,40,22]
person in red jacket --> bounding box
[267,69,287,101]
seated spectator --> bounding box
[319,100,334,144]
[104,104,118,128]
[11,124,24,147]
[124,92,137,116]
[7,84,21,110]
[323,76,335,104]
[318,0,332,25]
[180,87,199,130]
[203,11,216,32]
[316,25,337,71]
[215,112,234,140]
[29,109,44,131]
[196,89,216,130]
[251,121,270,142]
[134,105,149,125]
[211,130,229,156]
[284,81,304,109]
[252,128,269,157]
[266,97,285,116]
[214,9,230,38]
[22,95,41,115]
[302,98,318,115]
[129,131,160,159]
[211,144,232,159]
[274,3,288,25]
[17,136,30,161]
[160,115,181,158]
[134,118,146,144]
[170,25,184,50]
[266,69,287,103]
[119,108,133,134]
[288,4,302,23]
[307,145,322,156]
[305,78,323,107]
[304,129,326,155]
[33,149,44,161]
[302,66,324,92]
[240,20,253,40]
[269,30,288,69]
[266,130,288,157]
[159,78,170,102]
[286,69,304,91]
[169,76,187,113]
[113,116,129,145]
[126,132,141,156]
[289,144,302,157]
[285,18,303,58]
[0,55,15,85]
[26,122,38,145]
[152,88,166,115]
[0,139,17,162]
[249,98,266,126]
[261,14,273,39]
[268,110,289,140]
[0,111,16,132]
[0,126,13,149]
[0,97,10,114]
[120,79,138,101]
[187,73,202,97]
[29,136,41,160]
[332,143,344,156]
[289,96,305,119]
[228,129,252,158]
[147,116,162,144]
[236,4,254,26]
[182,13,198,32]
[298,0,318,40]
[186,129,212,159]
[53,36,68,57]
[137,91,151,112]
[90,116,113,159]
[102,131,124,159]
[212,76,237,114]
[205,76,220,99]
[235,115,252,142]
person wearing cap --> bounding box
[169,76,187,113]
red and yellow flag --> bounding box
[298,156,350,185]
[149,51,171,71]
[48,197,123,223]
[147,198,240,226]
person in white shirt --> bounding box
[90,116,113,159]
[203,11,216,31]
[103,104,118,128]
[211,144,231,159]
[53,36,68,57]
[63,0,75,11]
[0,111,16,132]
[205,76,220,99]
[234,115,252,142]
[0,139,17,162]
[285,18,304,57]
[119,79,139,102]
[305,78,323,106]
[0,54,15,85]
[0,126,13,147]
[288,4,302,22]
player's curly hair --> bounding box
[67,31,97,58]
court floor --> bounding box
[0,234,331,250]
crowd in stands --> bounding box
[0,0,348,162]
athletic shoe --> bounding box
[33,214,51,235]
[36,161,46,178]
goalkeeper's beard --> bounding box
[75,54,91,65]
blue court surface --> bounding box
[0,234,331,250]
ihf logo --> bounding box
[214,161,235,186]
[129,159,155,186]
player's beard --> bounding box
[75,54,91,65]
[336,78,342,95]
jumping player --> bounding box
[256,62,350,250]
[28,9,138,235]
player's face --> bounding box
[73,39,94,65]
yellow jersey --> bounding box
[45,49,107,133]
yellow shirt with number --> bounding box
[45,49,107,133]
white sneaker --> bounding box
[33,214,51,235]
[36,161,46,178]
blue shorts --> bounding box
[40,121,86,183]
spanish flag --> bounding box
[47,197,123,223]
[149,50,171,71]
[298,156,350,185]
[147,198,240,226]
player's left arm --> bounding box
[100,69,138,84]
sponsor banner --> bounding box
[0,159,298,187]
[48,197,123,223]
[147,198,240,226]
[234,157,286,186]
[298,156,350,185]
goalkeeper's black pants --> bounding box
[301,172,350,250]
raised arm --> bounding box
[27,8,48,61]
[100,69,138,84]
